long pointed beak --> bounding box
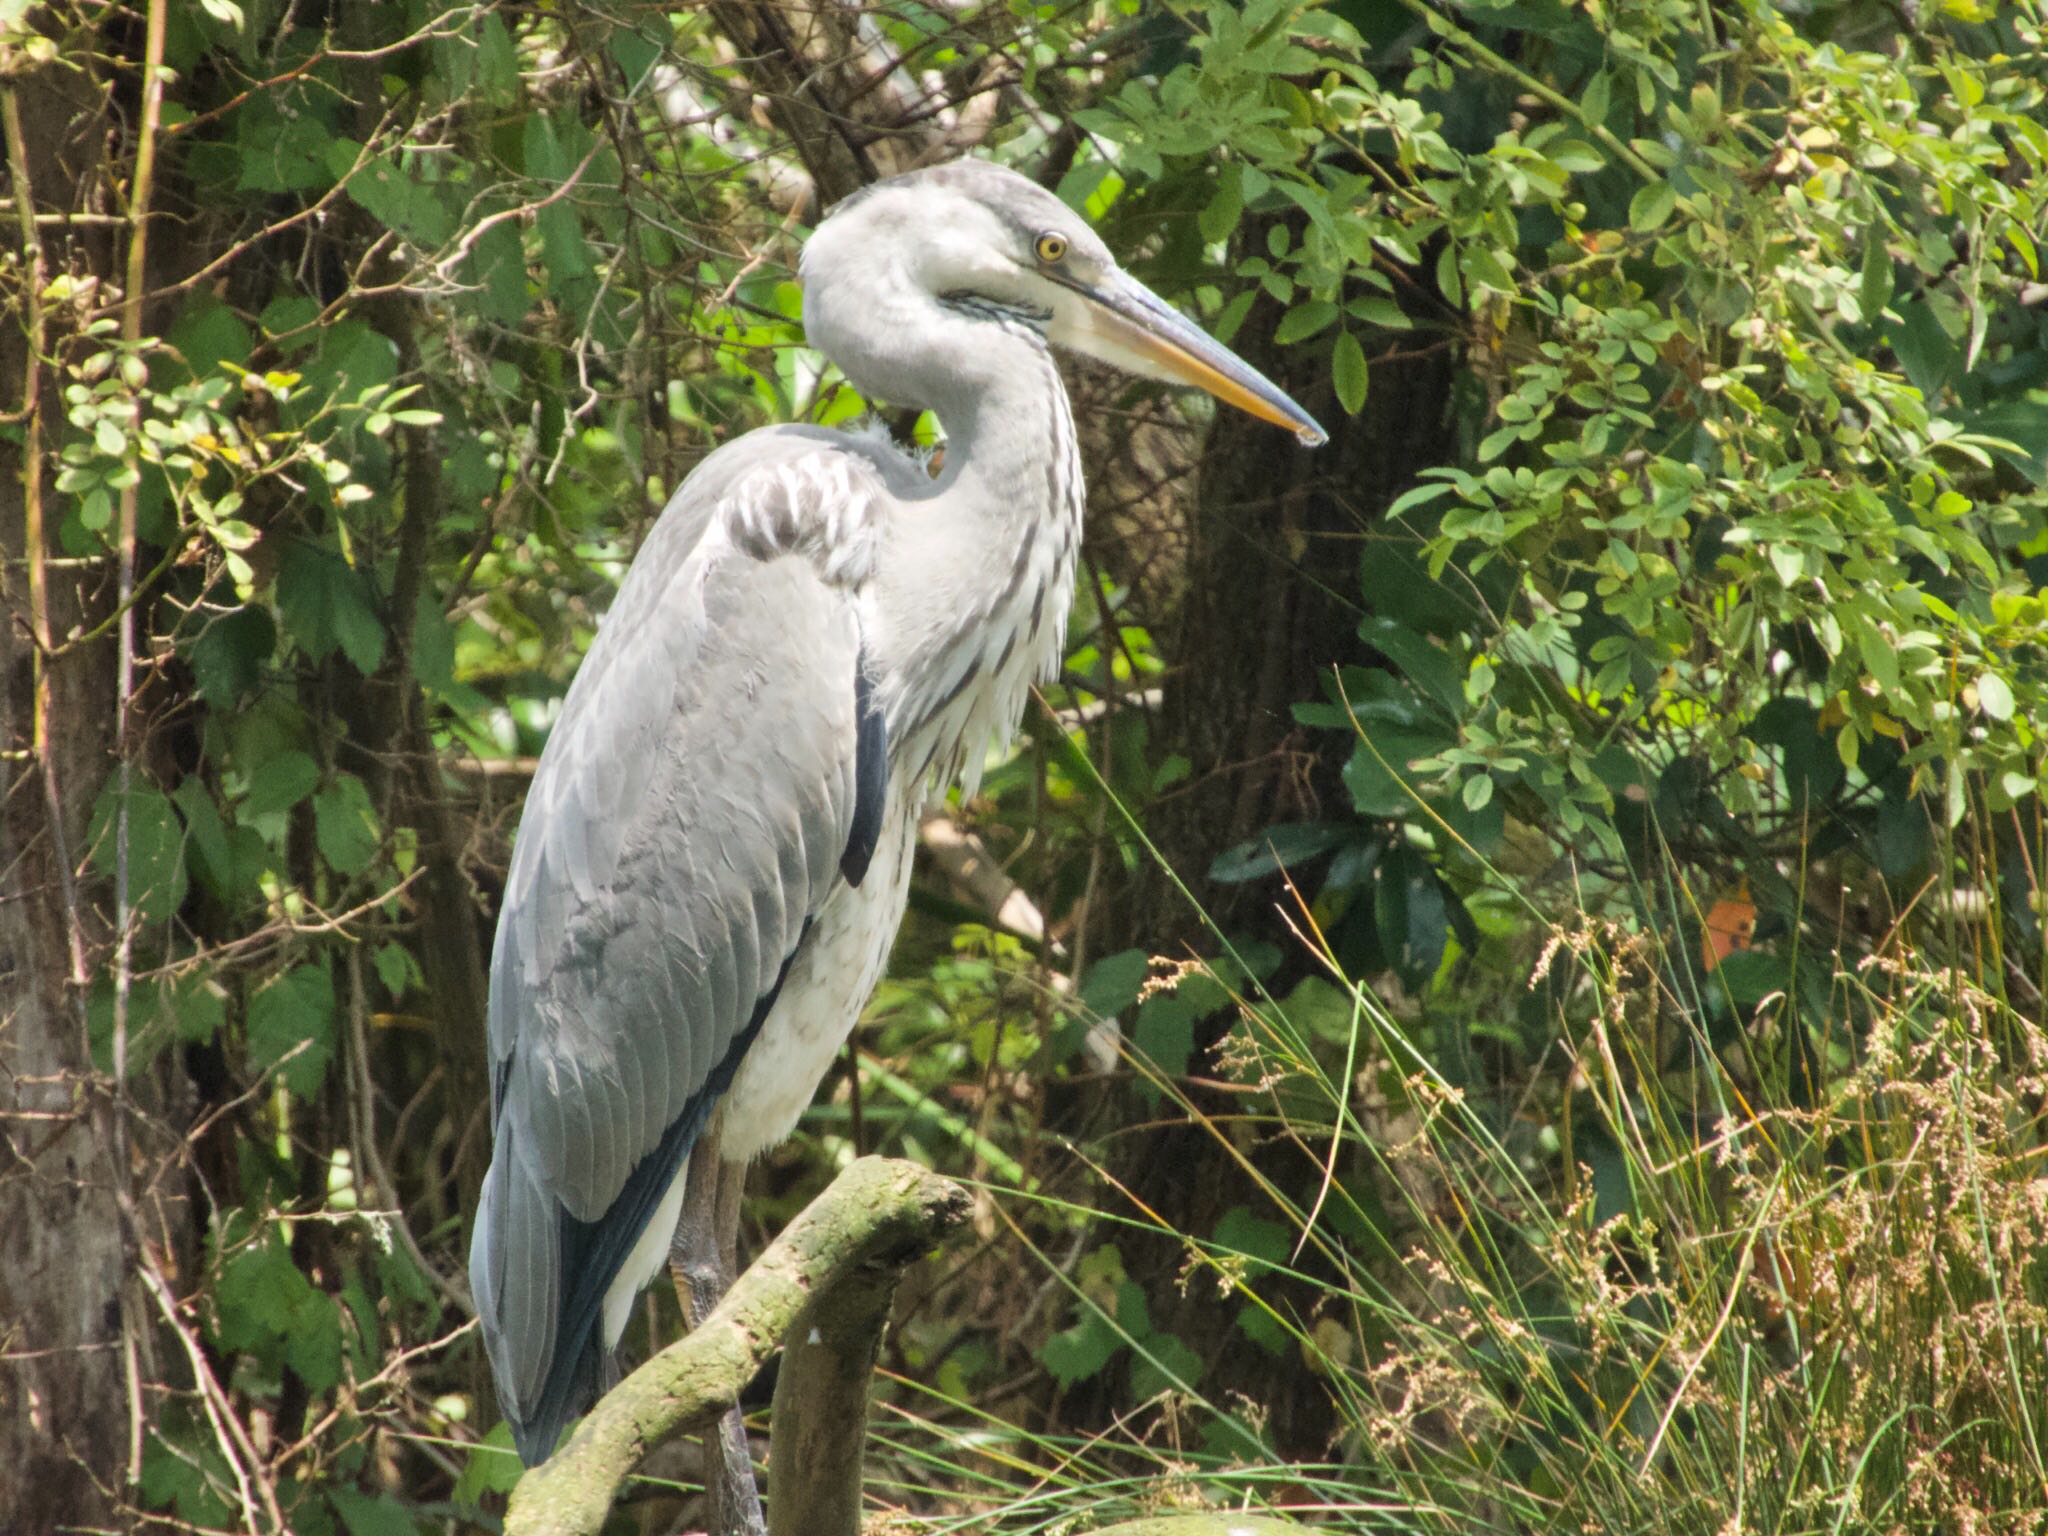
[1055,270,1327,447]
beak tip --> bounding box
[1283,409,1327,448]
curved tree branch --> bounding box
[504,1157,969,1536]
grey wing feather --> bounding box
[468,431,886,1459]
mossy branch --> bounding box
[1086,1520,1318,1535]
[503,1156,969,1536]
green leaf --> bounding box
[330,1489,419,1536]
[1129,1330,1205,1400]
[608,21,662,86]
[1374,844,1450,988]
[1628,181,1677,232]
[1132,992,1199,1080]
[1209,822,1351,883]
[465,218,531,328]
[242,750,319,818]
[234,102,333,195]
[1435,244,1463,308]
[1581,71,1612,125]
[246,963,335,1097]
[374,942,419,1000]
[1333,329,1368,415]
[1385,481,1458,521]
[1860,236,1895,321]
[1112,1274,1150,1336]
[141,1420,236,1529]
[1890,298,1959,398]
[1548,138,1606,173]
[1342,723,1446,817]
[474,14,519,106]
[259,293,321,346]
[1876,791,1932,879]
[168,972,227,1045]
[166,299,253,381]
[1078,949,1149,1018]
[1274,300,1338,345]
[187,605,274,707]
[1270,979,1351,1055]
[314,773,381,876]
[1976,671,2014,721]
[1238,1301,1291,1356]
[1963,392,2048,486]
[285,1292,345,1396]
[297,319,398,414]
[1348,295,1412,330]
[524,114,595,294]
[172,777,235,893]
[1462,246,1517,294]
[453,1423,524,1510]
[212,1230,306,1351]
[87,777,186,921]
[337,143,454,247]
[1856,617,1900,692]
[277,544,387,674]
[1629,136,1678,170]
[1706,948,1788,1020]
[1360,615,1461,712]
[1198,170,1244,244]
[1040,1306,1123,1387]
[1213,1207,1290,1275]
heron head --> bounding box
[801,159,1326,447]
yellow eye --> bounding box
[1034,232,1069,264]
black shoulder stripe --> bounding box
[841,648,888,887]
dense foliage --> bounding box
[3,0,2045,1531]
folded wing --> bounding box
[468,433,888,1461]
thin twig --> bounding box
[706,194,807,314]
[137,1260,285,1535]
[430,136,607,282]
[344,948,472,1312]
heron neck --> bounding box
[878,316,1084,794]
[929,321,1078,518]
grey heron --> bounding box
[468,158,1323,1487]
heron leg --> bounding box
[669,1121,765,1536]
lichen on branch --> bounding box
[504,1156,969,1536]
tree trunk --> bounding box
[1090,277,1459,1453]
[1130,312,1457,955]
[0,56,135,1532]
[0,583,133,1534]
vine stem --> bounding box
[111,0,168,1150]
[1385,0,1660,183]
[103,7,169,1495]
